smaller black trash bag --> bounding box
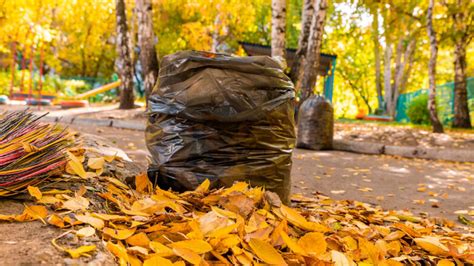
[297,95,334,150]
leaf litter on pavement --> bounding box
[0,146,472,266]
[0,112,472,265]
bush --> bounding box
[406,94,430,125]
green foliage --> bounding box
[406,94,430,125]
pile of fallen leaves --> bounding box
[0,111,73,196]
[1,146,473,266]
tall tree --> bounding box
[115,0,135,109]
[271,0,287,63]
[289,0,314,86]
[299,0,327,103]
[426,0,444,133]
[136,0,159,106]
[443,0,473,128]
[370,4,383,111]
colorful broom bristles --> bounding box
[0,110,73,196]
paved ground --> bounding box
[70,124,474,225]
[0,123,472,264]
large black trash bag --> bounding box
[146,51,296,202]
[297,95,334,150]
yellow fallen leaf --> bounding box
[75,214,104,229]
[76,226,96,237]
[42,189,72,195]
[135,172,151,193]
[414,237,449,256]
[149,241,174,257]
[19,205,48,222]
[106,241,128,265]
[279,205,327,232]
[437,259,455,266]
[169,240,213,254]
[143,255,174,266]
[62,196,89,211]
[87,157,105,170]
[48,214,65,228]
[331,250,356,266]
[195,179,210,193]
[280,231,307,255]
[297,232,327,256]
[91,213,129,221]
[38,196,62,205]
[126,232,150,247]
[103,227,136,240]
[172,247,202,265]
[66,151,87,178]
[27,186,42,200]
[248,238,287,265]
[66,245,96,258]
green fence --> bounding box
[396,77,474,126]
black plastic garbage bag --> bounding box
[297,95,333,150]
[146,51,296,202]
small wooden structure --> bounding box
[240,42,337,102]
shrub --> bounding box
[406,94,430,125]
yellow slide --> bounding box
[73,80,121,100]
[59,80,121,108]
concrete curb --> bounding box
[40,114,473,163]
[333,139,474,163]
[41,116,146,131]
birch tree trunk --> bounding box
[426,0,444,133]
[383,43,392,115]
[136,0,159,106]
[299,0,327,104]
[271,0,287,63]
[115,0,135,109]
[371,6,383,110]
[289,0,314,86]
[453,41,471,128]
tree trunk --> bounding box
[9,42,16,97]
[383,42,392,115]
[115,0,135,109]
[453,41,471,128]
[426,0,444,133]
[300,0,327,104]
[271,0,287,64]
[289,0,314,87]
[371,5,383,110]
[136,0,159,107]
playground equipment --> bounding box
[59,80,121,108]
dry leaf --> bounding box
[62,196,89,211]
[126,232,150,247]
[169,240,213,254]
[27,186,42,200]
[297,232,327,256]
[103,227,136,240]
[248,238,287,265]
[135,172,151,193]
[76,226,96,237]
[87,157,105,170]
[75,214,104,229]
[66,245,96,258]
[143,255,174,266]
[66,151,87,178]
[414,237,449,256]
[172,246,202,265]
